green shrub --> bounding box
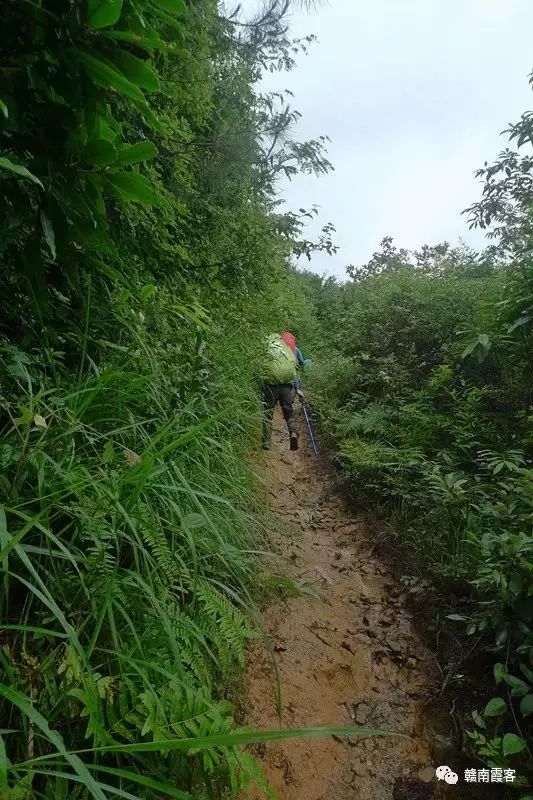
[294,231,532,784]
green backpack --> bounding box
[260,334,297,384]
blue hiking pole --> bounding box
[301,399,319,457]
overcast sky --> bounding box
[257,0,533,278]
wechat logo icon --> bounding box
[436,765,459,785]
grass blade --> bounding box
[0,684,108,800]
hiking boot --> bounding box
[289,432,299,451]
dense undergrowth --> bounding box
[0,1,338,798]
[290,101,533,791]
[3,0,532,796]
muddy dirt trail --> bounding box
[244,408,446,800]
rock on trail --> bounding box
[244,408,445,800]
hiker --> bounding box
[260,332,301,451]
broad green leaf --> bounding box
[76,51,145,105]
[104,171,161,205]
[107,51,160,92]
[40,210,56,260]
[461,339,479,359]
[83,138,117,165]
[87,0,123,28]
[139,103,163,132]
[494,662,506,684]
[147,4,186,32]
[116,141,157,165]
[97,30,166,51]
[152,0,187,12]
[504,673,529,697]
[483,697,506,717]
[520,693,533,717]
[446,613,466,622]
[0,99,8,119]
[0,156,43,187]
[502,732,527,756]
[93,117,121,144]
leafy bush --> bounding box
[294,197,532,784]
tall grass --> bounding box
[0,287,388,798]
[0,287,269,798]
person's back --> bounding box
[260,334,298,385]
[260,333,299,451]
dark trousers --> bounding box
[261,382,298,445]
